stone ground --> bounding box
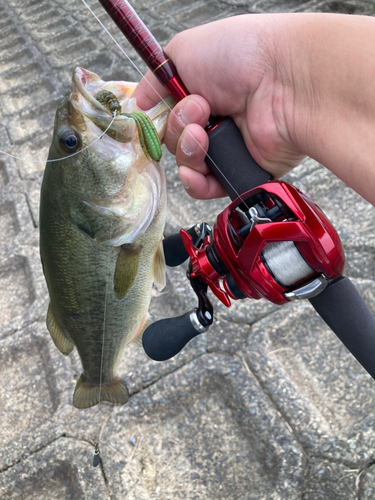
[0,0,375,498]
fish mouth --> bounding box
[69,67,138,143]
[72,67,114,116]
[72,67,136,114]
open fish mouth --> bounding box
[69,67,138,143]
[72,67,136,115]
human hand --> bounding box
[133,15,306,199]
[134,13,375,206]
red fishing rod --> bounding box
[98,0,375,380]
[98,0,188,101]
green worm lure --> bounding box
[95,89,162,162]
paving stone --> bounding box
[303,457,359,500]
[101,354,304,500]
[0,129,20,185]
[282,156,321,184]
[206,317,251,354]
[0,437,108,499]
[359,463,375,500]
[0,320,118,470]
[245,279,375,466]
[168,1,238,29]
[301,0,375,15]
[0,46,36,75]
[0,191,47,337]
[252,0,315,13]
[0,161,9,190]
[0,255,34,326]
[0,323,69,470]
[1,80,56,117]
[0,200,20,239]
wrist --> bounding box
[268,15,318,159]
[273,13,375,206]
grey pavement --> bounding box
[0,0,375,498]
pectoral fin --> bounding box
[153,241,166,291]
[114,245,142,299]
[46,304,74,356]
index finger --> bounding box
[132,70,171,110]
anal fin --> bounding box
[132,314,153,347]
[73,375,129,409]
[47,304,74,356]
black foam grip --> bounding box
[206,117,272,200]
[142,312,203,361]
[163,226,197,267]
[309,277,375,379]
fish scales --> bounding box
[39,67,173,409]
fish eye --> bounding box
[59,128,81,153]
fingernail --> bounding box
[180,131,199,156]
[178,168,189,189]
[179,99,204,126]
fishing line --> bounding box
[81,0,250,208]
[0,112,116,164]
[98,255,109,407]
[92,214,113,468]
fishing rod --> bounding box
[98,0,375,379]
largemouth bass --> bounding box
[39,67,173,409]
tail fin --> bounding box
[73,375,129,409]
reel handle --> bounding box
[309,277,375,379]
[163,226,199,267]
[142,310,209,361]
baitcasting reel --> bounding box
[143,180,344,361]
[143,180,375,381]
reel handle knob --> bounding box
[142,310,209,361]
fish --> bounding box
[39,67,174,409]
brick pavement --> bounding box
[0,0,375,498]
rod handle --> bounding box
[206,117,272,201]
[309,277,375,379]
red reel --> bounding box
[181,181,345,306]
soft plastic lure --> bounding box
[95,89,162,161]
